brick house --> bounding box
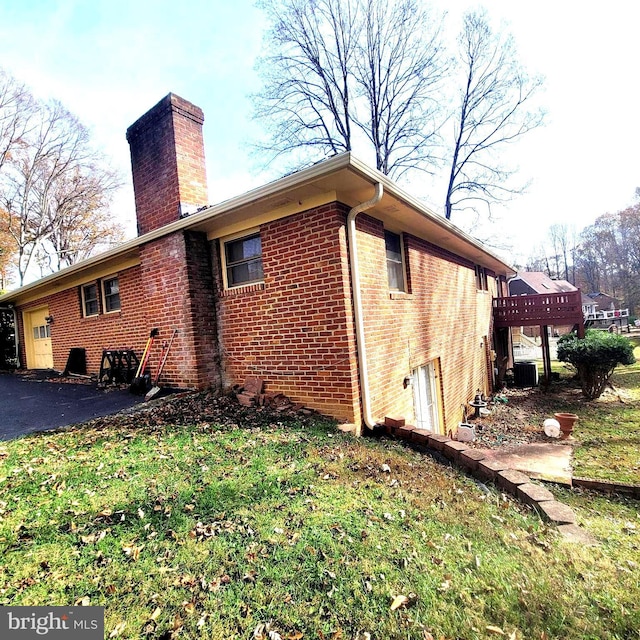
[0,93,515,436]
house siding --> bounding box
[354,214,497,434]
[214,202,360,423]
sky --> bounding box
[1,0,639,273]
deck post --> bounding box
[540,324,552,386]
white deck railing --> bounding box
[584,308,629,321]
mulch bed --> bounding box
[464,387,567,449]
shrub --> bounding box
[557,329,636,399]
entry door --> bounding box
[413,362,440,433]
[25,308,53,369]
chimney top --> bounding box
[127,93,209,236]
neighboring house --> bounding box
[0,93,515,436]
[508,272,577,297]
[585,292,629,330]
[581,293,598,318]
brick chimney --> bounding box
[126,93,209,236]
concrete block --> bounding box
[442,440,470,462]
[411,428,432,446]
[475,458,509,482]
[537,500,577,525]
[497,469,531,495]
[395,424,415,440]
[516,482,555,507]
[384,416,405,428]
[458,448,487,472]
[427,433,450,452]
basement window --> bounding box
[223,232,264,288]
[385,230,406,291]
[102,276,121,313]
[81,283,100,317]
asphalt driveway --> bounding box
[0,372,144,440]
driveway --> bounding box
[0,372,144,440]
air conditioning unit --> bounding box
[513,361,539,387]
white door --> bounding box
[413,362,440,433]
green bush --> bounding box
[557,329,636,399]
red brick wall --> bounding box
[126,94,208,236]
[214,203,360,423]
[14,200,499,434]
[137,232,220,389]
[354,214,497,434]
[17,266,149,374]
[16,230,221,390]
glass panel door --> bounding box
[413,362,439,433]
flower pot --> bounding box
[554,412,578,439]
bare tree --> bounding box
[0,222,13,291]
[254,0,447,177]
[444,11,544,220]
[1,96,122,285]
[0,68,36,175]
[353,0,446,176]
[42,162,123,270]
[255,0,358,164]
[548,223,574,281]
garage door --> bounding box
[24,307,54,369]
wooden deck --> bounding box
[493,291,584,329]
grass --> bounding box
[529,334,640,484]
[1,406,639,639]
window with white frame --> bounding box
[385,230,405,291]
[81,283,99,317]
[102,276,121,313]
[223,232,264,288]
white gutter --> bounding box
[347,182,384,434]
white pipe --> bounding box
[12,306,20,368]
[347,182,384,433]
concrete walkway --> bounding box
[474,442,574,485]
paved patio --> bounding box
[474,441,574,485]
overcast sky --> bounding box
[1,0,638,270]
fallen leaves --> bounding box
[390,594,409,611]
[390,593,417,610]
[122,542,144,561]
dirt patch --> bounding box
[465,380,632,450]
[465,387,567,449]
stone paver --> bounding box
[497,469,530,494]
[536,500,577,525]
[475,443,573,485]
[517,482,555,507]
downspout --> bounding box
[347,182,384,434]
[12,305,20,368]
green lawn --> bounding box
[536,334,640,484]
[1,397,639,640]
